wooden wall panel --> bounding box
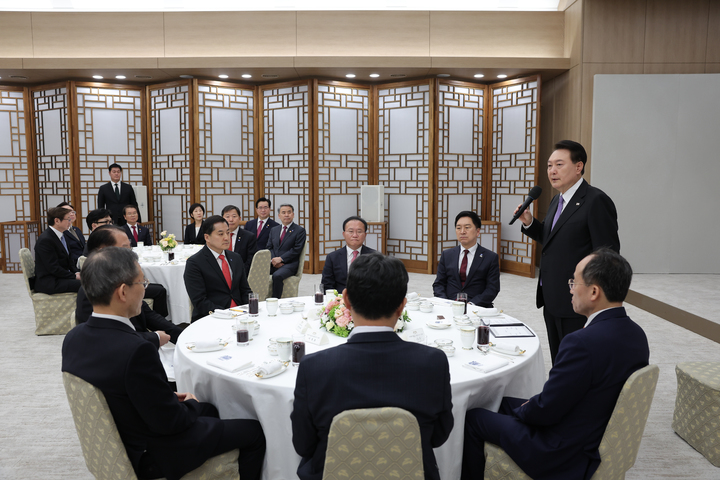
[0,13,33,58]
[643,63,708,74]
[564,0,583,67]
[644,0,709,63]
[707,1,720,63]
[583,0,646,63]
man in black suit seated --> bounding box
[291,253,453,480]
[222,205,257,274]
[62,246,265,480]
[461,249,649,480]
[184,215,252,322]
[321,215,375,293]
[243,197,279,250]
[433,210,500,307]
[57,202,86,267]
[82,208,113,256]
[97,163,137,226]
[268,203,307,298]
[75,225,184,349]
[34,207,81,294]
[122,204,153,247]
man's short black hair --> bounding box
[554,140,587,175]
[255,197,271,209]
[87,225,126,254]
[580,247,633,303]
[204,215,228,236]
[345,253,408,320]
[454,211,482,229]
[57,201,74,210]
[122,204,138,216]
[188,203,205,216]
[343,216,368,231]
[86,208,112,230]
[221,205,241,217]
[47,207,70,225]
[108,163,122,172]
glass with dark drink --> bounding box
[314,284,324,305]
[456,292,468,314]
[249,293,259,317]
[476,325,490,353]
[236,318,250,346]
[292,334,305,365]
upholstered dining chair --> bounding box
[484,364,660,480]
[247,249,271,301]
[267,240,308,299]
[62,371,240,480]
[19,248,76,335]
[322,406,424,480]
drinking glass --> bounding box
[476,325,490,353]
[314,284,324,305]
[248,293,259,317]
[292,333,306,366]
[236,318,250,347]
[456,292,468,314]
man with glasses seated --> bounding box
[57,202,86,266]
[82,208,113,256]
[321,216,375,293]
[34,207,82,294]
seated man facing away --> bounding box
[34,207,81,294]
[75,225,184,349]
[461,248,649,480]
[268,203,307,298]
[433,210,500,307]
[62,247,265,480]
[321,215,375,293]
[184,215,252,322]
[291,253,453,480]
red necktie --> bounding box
[218,254,237,308]
[351,250,359,263]
[280,226,287,244]
[459,249,469,286]
[229,233,234,252]
[257,220,263,238]
[132,225,138,242]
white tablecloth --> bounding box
[174,296,546,480]
[135,244,203,325]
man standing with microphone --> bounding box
[514,140,619,364]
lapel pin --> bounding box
[576,202,580,206]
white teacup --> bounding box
[137,241,144,247]
[451,301,465,316]
[460,326,476,350]
[277,337,292,362]
[266,298,279,316]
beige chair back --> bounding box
[267,240,308,299]
[247,249,271,301]
[323,406,424,480]
[19,248,35,294]
[77,255,87,269]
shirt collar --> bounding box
[461,243,479,254]
[561,177,584,205]
[348,325,394,339]
[583,306,614,328]
[92,312,135,330]
[49,226,65,241]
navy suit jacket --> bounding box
[432,244,500,307]
[268,222,306,269]
[291,331,453,480]
[64,225,86,267]
[62,316,225,480]
[183,222,205,245]
[501,307,649,479]
[523,180,619,317]
[183,246,251,322]
[321,245,375,293]
[244,218,278,250]
[34,228,80,294]
[97,181,137,224]
[123,223,153,247]
[229,227,257,273]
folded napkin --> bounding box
[493,342,524,355]
[194,339,225,350]
[212,309,234,318]
[206,355,253,373]
[474,307,499,316]
[406,292,419,301]
[256,362,284,378]
[462,357,510,373]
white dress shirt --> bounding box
[346,247,362,270]
[348,325,394,339]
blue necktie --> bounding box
[60,235,69,254]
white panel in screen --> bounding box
[273,107,299,155]
[210,108,243,155]
[159,107,182,156]
[8,235,21,263]
[0,112,13,156]
[41,109,63,156]
[449,107,474,154]
[500,105,527,154]
[218,169,237,181]
[389,107,419,154]
[92,109,129,155]
[161,195,183,240]
[0,196,16,222]
[329,107,358,155]
[388,194,417,241]
[500,194,524,243]
[480,233,497,253]
[330,195,358,242]
[214,196,239,216]
[448,195,473,225]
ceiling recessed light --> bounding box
[437,73,450,78]
[218,74,229,79]
[241,74,252,79]
[345,74,356,78]
[497,74,508,79]
[369,73,380,78]
[179,75,194,79]
[474,74,485,78]
[115,75,126,79]
[92,75,103,79]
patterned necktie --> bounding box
[132,225,138,242]
[229,233,234,252]
[280,226,287,244]
[218,254,237,308]
[60,235,69,254]
[459,249,469,286]
[256,220,263,238]
[67,227,79,241]
[114,183,120,200]
[551,194,564,231]
[351,250,359,263]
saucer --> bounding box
[426,320,452,330]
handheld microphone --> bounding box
[509,186,542,225]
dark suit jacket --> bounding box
[244,218,279,250]
[184,222,206,245]
[291,331,453,480]
[97,181,137,224]
[499,307,648,480]
[229,227,257,273]
[183,246,251,322]
[432,244,500,307]
[75,286,183,347]
[64,225,86,267]
[522,180,619,317]
[34,228,80,294]
[123,223,153,247]
[268,222,306,269]
[321,245,375,293]
[62,316,225,480]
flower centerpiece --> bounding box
[320,293,411,338]
[159,231,178,252]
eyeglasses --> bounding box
[130,279,149,289]
[97,219,113,225]
[568,279,592,291]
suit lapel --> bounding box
[464,245,484,284]
[340,247,349,278]
[449,246,462,283]
[203,247,228,290]
[545,180,588,245]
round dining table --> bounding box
[174,296,546,480]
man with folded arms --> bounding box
[244,197,279,250]
[433,210,500,307]
[461,248,649,480]
[291,253,453,480]
[122,204,153,247]
[62,246,265,480]
[268,203,306,298]
[222,204,257,274]
[321,215,375,293]
[184,215,252,322]
[34,207,81,294]
[75,225,183,349]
